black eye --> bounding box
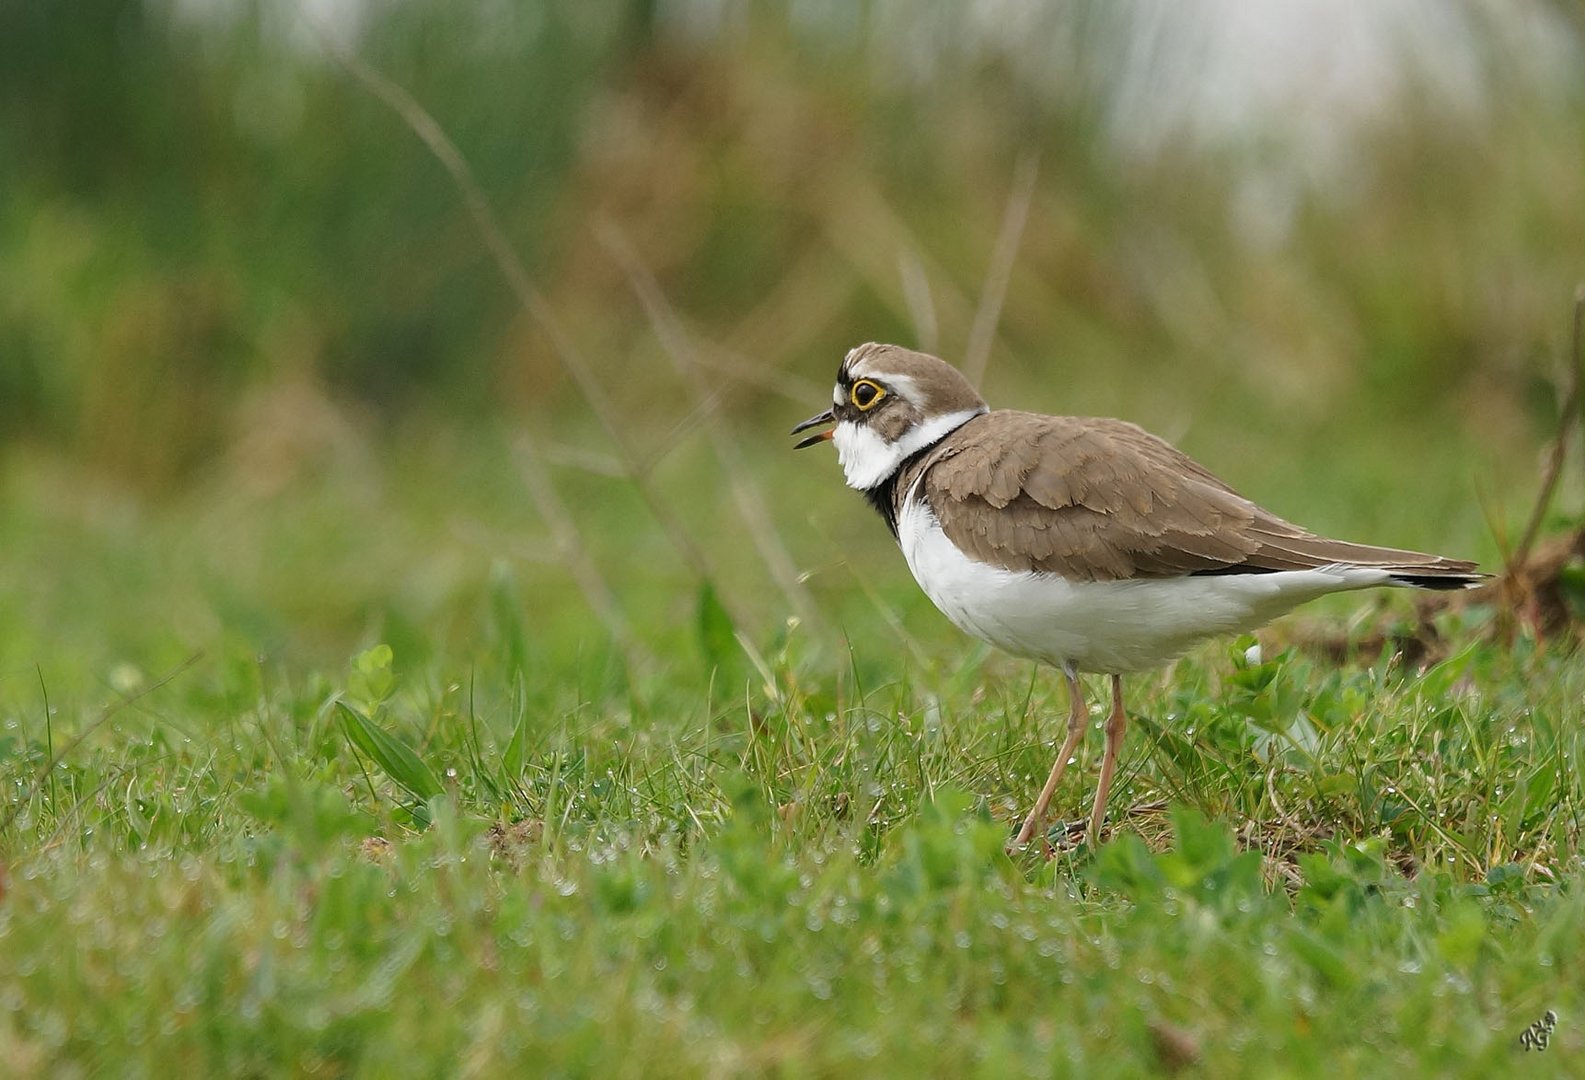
[851,380,885,410]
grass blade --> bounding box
[335,699,445,804]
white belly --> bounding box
[896,497,1395,674]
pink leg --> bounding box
[1013,670,1088,848]
[1087,674,1127,844]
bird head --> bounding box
[790,343,988,490]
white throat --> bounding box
[833,407,986,490]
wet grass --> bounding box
[1,438,1582,1077]
[7,4,1585,1075]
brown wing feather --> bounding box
[915,412,1480,582]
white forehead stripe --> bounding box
[843,343,880,377]
[840,359,922,408]
[833,383,844,406]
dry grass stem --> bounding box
[1509,286,1584,572]
[897,246,940,354]
[819,174,983,342]
[513,435,655,675]
[314,26,755,634]
[598,223,824,630]
[964,150,1041,387]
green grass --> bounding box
[1,438,1582,1077]
[7,4,1585,1075]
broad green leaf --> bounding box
[336,699,444,803]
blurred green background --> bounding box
[3,0,1584,684]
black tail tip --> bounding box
[1389,572,1488,591]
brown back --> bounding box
[896,411,1480,582]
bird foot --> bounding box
[1005,821,1073,860]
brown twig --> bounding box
[964,150,1041,387]
[1509,286,1585,572]
[1291,287,1585,660]
[597,223,824,630]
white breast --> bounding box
[895,495,1396,674]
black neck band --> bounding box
[860,442,936,539]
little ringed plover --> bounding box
[792,343,1483,848]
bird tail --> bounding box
[1385,568,1488,591]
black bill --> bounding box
[790,407,836,449]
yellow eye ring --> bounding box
[850,379,886,411]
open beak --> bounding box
[790,408,836,449]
